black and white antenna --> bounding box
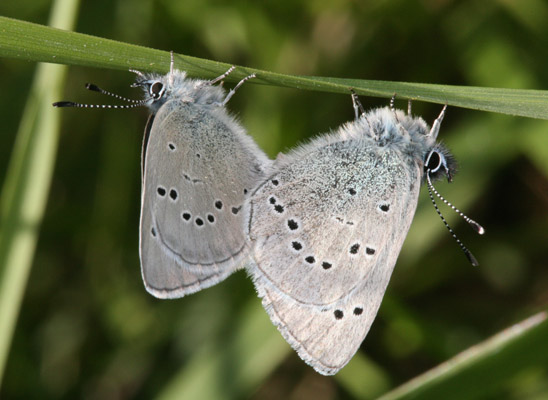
[426,171,484,266]
[53,82,148,109]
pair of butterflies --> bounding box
[55,55,483,375]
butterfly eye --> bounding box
[149,81,165,100]
[425,149,452,182]
[425,150,442,173]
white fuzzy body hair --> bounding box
[277,107,438,172]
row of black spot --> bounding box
[349,243,376,256]
[181,212,216,227]
[157,186,178,201]
[333,307,363,320]
[268,196,285,214]
[302,255,332,270]
[215,200,241,215]
[156,187,242,228]
[291,240,376,267]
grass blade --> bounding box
[378,311,548,400]
[0,16,547,119]
[0,0,80,385]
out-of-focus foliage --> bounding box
[0,0,547,399]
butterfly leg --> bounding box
[428,103,448,138]
[350,89,365,120]
[390,93,404,124]
[209,66,236,85]
[389,93,397,111]
[222,73,257,106]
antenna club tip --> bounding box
[470,221,485,235]
[52,101,75,107]
[86,83,100,92]
[465,251,480,267]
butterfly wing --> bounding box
[141,100,269,298]
[248,139,421,374]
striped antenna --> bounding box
[426,171,484,266]
[85,83,144,104]
[53,82,147,109]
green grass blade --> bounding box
[0,16,547,119]
[378,311,548,400]
[0,0,80,386]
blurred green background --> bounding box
[1,0,548,399]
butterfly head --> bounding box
[132,69,226,114]
[133,77,167,104]
[131,69,185,113]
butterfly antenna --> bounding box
[427,173,485,234]
[426,172,484,266]
[85,83,144,104]
[53,83,147,109]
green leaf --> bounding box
[0,16,547,119]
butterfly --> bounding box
[245,94,483,375]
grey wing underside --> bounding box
[248,143,422,374]
[140,102,269,299]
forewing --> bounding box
[141,101,269,298]
[248,140,421,374]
